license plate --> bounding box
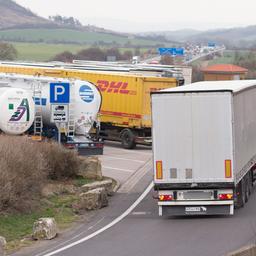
[185,206,207,214]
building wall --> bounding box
[203,73,246,81]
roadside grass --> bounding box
[74,176,95,187]
[0,177,97,252]
[0,194,80,252]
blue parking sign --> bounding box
[50,83,70,103]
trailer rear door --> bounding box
[152,91,234,184]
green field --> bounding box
[0,28,169,46]
[12,42,151,61]
[0,28,170,61]
[13,42,87,61]
[208,50,251,65]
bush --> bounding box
[0,136,46,212]
[0,136,80,213]
[40,142,79,180]
[0,42,17,60]
[50,51,74,62]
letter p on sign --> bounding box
[50,83,70,103]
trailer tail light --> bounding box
[159,195,173,201]
[218,193,233,200]
[225,160,232,178]
[156,161,163,179]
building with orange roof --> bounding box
[201,64,248,81]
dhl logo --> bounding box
[97,80,136,95]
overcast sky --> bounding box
[15,0,256,32]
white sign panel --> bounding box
[50,104,69,123]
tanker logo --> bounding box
[9,99,30,122]
[79,85,94,103]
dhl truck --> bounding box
[0,63,178,148]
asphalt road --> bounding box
[12,143,256,256]
[99,141,152,187]
[35,184,256,256]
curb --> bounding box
[101,176,121,194]
[118,157,152,193]
[226,244,256,256]
[113,179,121,193]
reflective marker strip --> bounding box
[225,160,232,178]
[156,161,163,179]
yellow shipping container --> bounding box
[0,64,177,148]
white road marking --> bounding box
[105,147,152,156]
[102,166,134,173]
[87,217,105,230]
[38,181,154,256]
[101,155,145,163]
[118,158,152,193]
[35,217,106,256]
[131,211,151,215]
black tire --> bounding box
[245,176,249,203]
[236,180,246,208]
[248,171,253,195]
[121,129,136,149]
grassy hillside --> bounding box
[12,42,150,61]
[0,28,171,46]
[208,50,251,65]
[12,42,85,61]
[0,0,51,29]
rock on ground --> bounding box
[32,218,58,240]
[81,179,113,196]
[0,236,6,256]
[79,187,108,211]
[78,157,102,180]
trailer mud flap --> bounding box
[161,205,233,216]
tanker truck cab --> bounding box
[151,80,256,216]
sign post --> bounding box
[50,83,70,144]
[158,47,184,56]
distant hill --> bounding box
[187,25,256,47]
[0,0,176,47]
[139,29,201,42]
[142,26,256,48]
[0,0,53,29]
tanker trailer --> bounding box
[0,74,103,155]
[0,86,35,135]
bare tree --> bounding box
[0,42,17,60]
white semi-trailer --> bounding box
[151,80,256,216]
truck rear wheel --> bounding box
[236,180,246,208]
[248,171,253,195]
[245,174,250,203]
[121,129,136,149]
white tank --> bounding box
[0,74,102,135]
[0,87,35,135]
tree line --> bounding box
[51,47,141,62]
[0,42,17,60]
